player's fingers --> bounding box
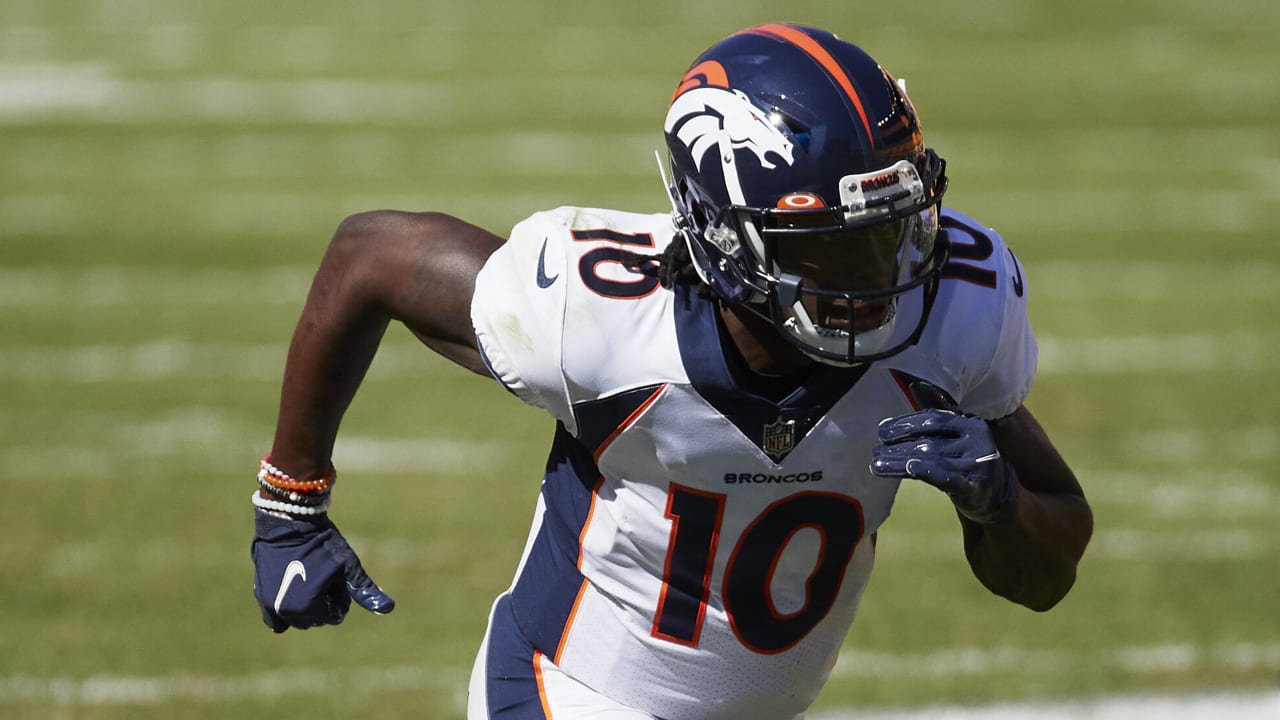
[319,521,395,615]
[877,409,964,442]
[869,441,912,477]
[902,458,968,496]
[336,540,395,614]
[347,568,396,615]
[869,459,905,478]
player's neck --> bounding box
[719,302,815,376]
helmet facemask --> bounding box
[665,150,949,366]
[761,199,944,365]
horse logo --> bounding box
[665,86,795,173]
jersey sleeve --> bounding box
[955,221,1038,420]
[470,210,575,425]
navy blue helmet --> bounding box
[662,24,949,365]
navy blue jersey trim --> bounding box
[571,383,667,456]
[483,594,550,718]
[672,284,867,461]
[509,423,597,660]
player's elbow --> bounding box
[974,556,1078,612]
[330,210,484,267]
[314,210,431,309]
[1017,568,1077,612]
[1029,499,1093,611]
[967,515,1091,612]
[330,209,440,252]
[325,210,449,278]
[328,210,400,268]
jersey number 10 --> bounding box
[653,484,866,654]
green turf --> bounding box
[2,1,1277,717]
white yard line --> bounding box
[876,527,1273,561]
[0,644,1263,702]
[2,432,509,479]
[0,266,315,306]
[0,332,1271,382]
[1036,331,1277,375]
[0,62,120,116]
[0,665,465,705]
[3,662,1274,719]
[830,643,1280,681]
[2,262,1276,307]
[1029,261,1280,302]
[811,690,1280,720]
[0,63,655,125]
[0,340,451,382]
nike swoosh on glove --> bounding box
[251,508,395,633]
[868,381,1019,525]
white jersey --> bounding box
[470,206,1036,720]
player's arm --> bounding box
[960,405,1092,611]
[251,210,504,632]
[871,384,1092,612]
[269,210,502,478]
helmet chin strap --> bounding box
[850,301,898,356]
[770,273,902,366]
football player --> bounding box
[250,24,1092,720]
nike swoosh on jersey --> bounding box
[273,560,307,613]
[536,238,559,288]
[1007,247,1024,297]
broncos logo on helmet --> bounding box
[665,86,795,174]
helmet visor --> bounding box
[772,219,906,333]
[751,204,944,364]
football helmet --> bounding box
[662,24,949,365]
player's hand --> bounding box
[251,508,395,633]
[869,382,1018,524]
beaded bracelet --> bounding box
[259,455,336,496]
[256,475,331,506]
[251,490,331,516]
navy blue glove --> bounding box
[869,382,1018,524]
[251,508,395,633]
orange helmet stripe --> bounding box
[746,24,875,147]
[672,59,730,100]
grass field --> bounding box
[1,1,1277,718]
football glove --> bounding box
[869,381,1018,524]
[251,508,395,633]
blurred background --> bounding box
[1,1,1277,718]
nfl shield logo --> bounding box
[762,418,796,459]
